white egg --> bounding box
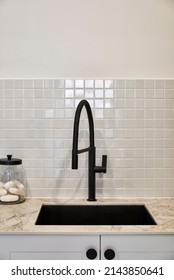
[13,180,25,190]
[0,188,7,196]
[9,187,22,196]
[0,194,19,202]
[4,181,16,190]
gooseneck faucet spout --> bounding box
[72,99,107,201]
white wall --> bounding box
[0,0,174,78]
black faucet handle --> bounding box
[72,152,78,169]
[102,155,107,173]
[94,155,107,173]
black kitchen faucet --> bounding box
[72,99,107,201]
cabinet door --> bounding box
[101,234,174,260]
[0,234,99,260]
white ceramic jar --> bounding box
[0,155,26,204]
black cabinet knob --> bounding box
[104,249,115,260]
[86,248,97,259]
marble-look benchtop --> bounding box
[0,198,174,234]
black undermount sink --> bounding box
[35,204,157,226]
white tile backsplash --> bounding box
[0,79,174,198]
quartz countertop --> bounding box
[0,198,174,234]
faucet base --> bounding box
[87,198,97,202]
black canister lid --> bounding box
[0,155,22,165]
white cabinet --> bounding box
[0,234,174,260]
[101,234,174,260]
[0,234,99,260]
